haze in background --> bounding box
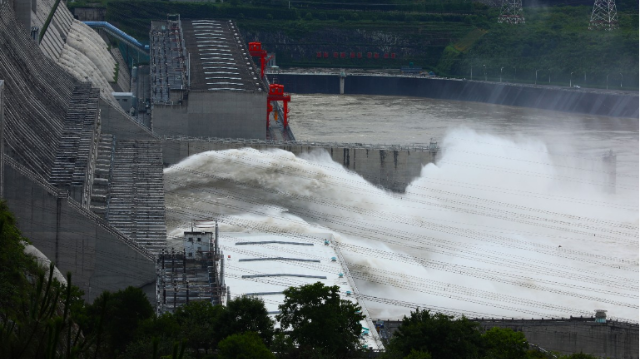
[164,95,638,321]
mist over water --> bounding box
[164,96,638,321]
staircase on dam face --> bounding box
[89,134,115,218]
[50,83,100,206]
[108,140,167,253]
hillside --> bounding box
[72,0,638,89]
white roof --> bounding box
[220,232,381,350]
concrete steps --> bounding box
[89,134,115,217]
[107,140,167,253]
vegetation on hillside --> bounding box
[69,0,638,88]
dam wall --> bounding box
[269,74,639,118]
[163,137,437,193]
[378,317,639,359]
[4,157,156,303]
[0,2,162,302]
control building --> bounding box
[150,16,267,139]
[157,228,227,314]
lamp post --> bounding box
[619,72,623,88]
[500,67,504,82]
[483,64,486,81]
[548,69,551,84]
[535,69,541,85]
[470,66,473,81]
[570,72,574,88]
[513,66,517,82]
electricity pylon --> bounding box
[498,0,525,24]
[589,0,618,30]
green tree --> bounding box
[405,349,432,358]
[84,287,154,357]
[482,327,528,359]
[0,201,99,358]
[385,310,483,359]
[0,201,37,315]
[560,351,597,359]
[122,312,182,358]
[276,282,365,358]
[219,296,274,347]
[174,301,225,355]
[218,332,275,359]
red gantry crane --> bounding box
[248,42,274,79]
[267,83,291,129]
[249,42,290,129]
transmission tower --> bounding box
[588,0,618,30]
[498,0,525,24]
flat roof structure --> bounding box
[219,232,382,350]
[150,17,267,139]
[183,19,263,92]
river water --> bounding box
[164,94,639,322]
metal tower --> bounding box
[589,0,618,30]
[498,0,525,24]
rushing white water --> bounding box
[164,127,639,322]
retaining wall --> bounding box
[162,137,436,192]
[379,317,639,358]
[270,74,639,118]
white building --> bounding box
[183,231,214,259]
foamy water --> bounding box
[164,127,639,322]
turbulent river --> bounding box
[164,94,639,321]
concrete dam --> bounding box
[269,73,639,119]
[0,0,162,302]
[0,0,638,356]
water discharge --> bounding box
[164,127,639,322]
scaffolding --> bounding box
[156,227,226,314]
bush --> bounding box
[217,332,275,359]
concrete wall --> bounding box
[99,98,157,140]
[12,0,31,33]
[152,91,267,140]
[0,80,3,198]
[270,74,639,119]
[4,158,156,303]
[379,318,639,358]
[163,138,436,192]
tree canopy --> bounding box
[217,332,275,359]
[276,282,366,358]
[386,309,483,359]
